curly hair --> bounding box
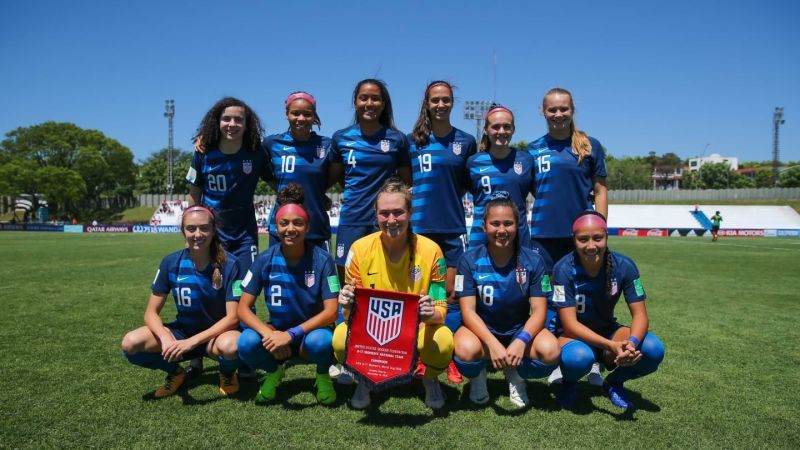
[543,88,591,165]
[411,80,454,148]
[352,79,396,130]
[193,97,264,153]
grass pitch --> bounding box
[1,233,798,448]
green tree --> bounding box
[605,156,652,190]
[657,152,682,167]
[511,140,528,151]
[137,148,192,194]
[754,169,774,188]
[698,162,735,189]
[779,167,800,187]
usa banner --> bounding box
[343,287,420,390]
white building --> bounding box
[687,153,738,172]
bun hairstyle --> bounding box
[193,97,264,153]
[571,210,612,299]
[543,88,591,165]
[483,191,524,291]
[285,91,322,129]
[352,79,396,130]
[181,206,227,290]
[479,103,514,152]
[276,183,306,207]
[375,176,414,270]
[411,80,454,148]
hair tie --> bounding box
[285,92,316,108]
[183,205,214,219]
[276,203,309,223]
[572,213,607,234]
[489,191,511,200]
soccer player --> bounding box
[453,192,559,408]
[710,211,722,241]
[466,105,534,250]
[528,88,608,386]
[237,185,339,404]
[187,97,271,270]
[329,79,412,277]
[333,178,454,410]
[262,92,334,250]
[120,206,243,398]
[550,211,665,410]
[408,80,477,383]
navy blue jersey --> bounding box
[409,128,477,234]
[186,147,272,243]
[263,132,332,241]
[151,249,243,336]
[455,246,551,337]
[466,149,534,249]
[330,125,411,226]
[528,135,607,238]
[551,251,646,334]
[241,244,340,331]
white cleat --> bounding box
[468,369,490,405]
[423,377,446,410]
[328,364,341,378]
[337,366,355,385]
[350,383,371,409]
[504,367,529,408]
[588,362,604,387]
[548,365,563,385]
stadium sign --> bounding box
[618,228,667,237]
[132,225,180,233]
[718,229,764,237]
[344,287,420,390]
[258,226,269,234]
[84,225,133,233]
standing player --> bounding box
[237,185,339,404]
[408,80,477,383]
[121,206,243,398]
[527,88,608,386]
[333,178,454,410]
[710,211,722,241]
[262,92,334,250]
[329,79,412,277]
[550,211,665,410]
[453,193,560,407]
[466,105,534,251]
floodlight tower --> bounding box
[772,107,785,186]
[164,99,175,194]
[464,101,492,143]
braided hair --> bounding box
[375,176,415,272]
[483,191,524,292]
[572,210,611,299]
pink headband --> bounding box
[429,81,451,90]
[572,214,607,234]
[285,92,316,108]
[276,203,309,222]
[183,205,214,219]
[486,107,513,119]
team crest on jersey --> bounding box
[337,243,345,258]
[410,265,422,282]
[516,268,527,286]
[316,145,326,159]
[610,279,619,296]
[514,161,523,175]
[367,297,404,345]
[452,142,462,155]
[243,160,253,174]
[305,270,316,288]
[380,139,391,152]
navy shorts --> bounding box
[421,232,465,267]
[530,237,574,272]
[165,323,210,361]
[334,224,377,265]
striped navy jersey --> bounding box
[409,128,477,234]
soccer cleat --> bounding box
[446,360,464,384]
[588,362,604,387]
[604,381,634,410]
[423,377,446,410]
[314,373,337,405]
[218,372,239,396]
[255,365,285,402]
[328,364,341,378]
[558,381,578,410]
[350,383,372,410]
[504,367,529,408]
[238,365,258,380]
[336,366,355,385]
[414,359,426,379]
[548,365,564,385]
[468,369,490,405]
[185,358,203,380]
[154,367,186,399]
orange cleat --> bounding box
[446,360,463,384]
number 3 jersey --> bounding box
[455,246,551,338]
[151,249,243,336]
[550,250,646,335]
[241,244,339,331]
[186,147,272,244]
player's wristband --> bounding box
[627,335,641,349]
[515,331,533,345]
[287,326,305,344]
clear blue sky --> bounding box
[1,0,798,164]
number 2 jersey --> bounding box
[527,135,607,238]
[186,147,272,245]
[241,244,339,331]
[455,246,551,338]
[550,250,646,336]
[408,128,477,234]
[151,249,243,336]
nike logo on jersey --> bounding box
[269,274,281,279]
[478,274,490,279]
[345,142,356,147]
[177,276,190,282]
[479,167,491,172]
[282,146,293,150]
[367,271,378,276]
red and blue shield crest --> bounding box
[366,297,404,345]
[243,160,253,174]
